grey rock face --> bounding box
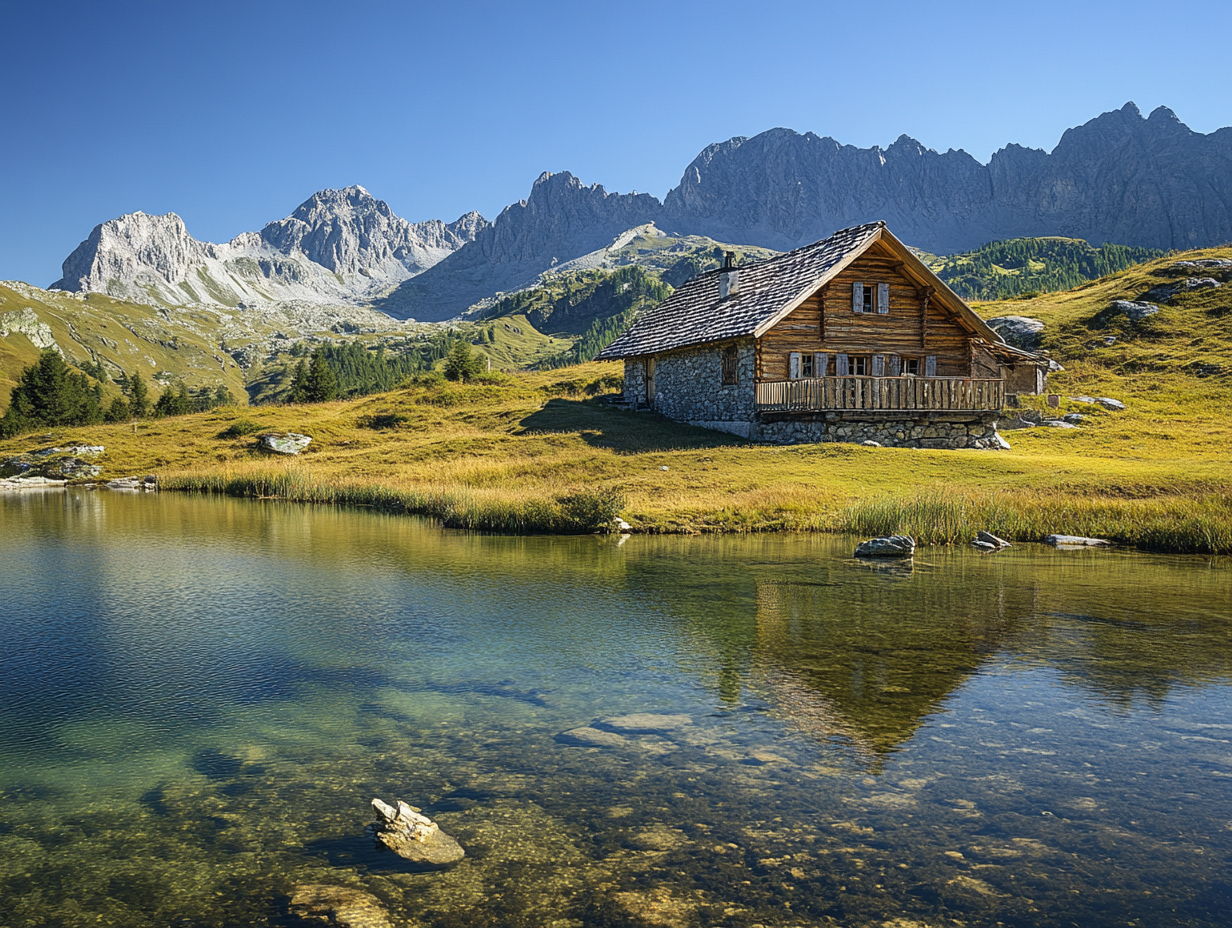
[854,535,916,558]
[662,103,1232,254]
[985,315,1046,350]
[379,171,662,320]
[51,187,487,310]
[1144,277,1221,302]
[1111,299,1159,321]
[0,307,59,351]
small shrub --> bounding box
[217,419,263,439]
[358,413,409,430]
[559,488,627,531]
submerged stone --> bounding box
[289,884,391,928]
[600,713,693,733]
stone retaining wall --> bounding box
[752,414,1008,450]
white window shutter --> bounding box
[925,355,937,377]
[789,352,801,379]
[836,353,849,377]
[814,352,828,378]
[877,282,890,314]
[872,354,885,377]
[852,282,864,313]
[888,354,901,376]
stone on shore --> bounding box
[854,535,915,558]
[0,475,68,490]
[370,797,464,867]
[289,884,391,928]
[259,432,312,455]
[1046,534,1111,548]
[107,473,158,488]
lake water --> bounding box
[1,490,1230,928]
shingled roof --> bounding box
[596,221,1004,360]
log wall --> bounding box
[757,243,977,381]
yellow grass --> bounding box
[2,360,1228,551]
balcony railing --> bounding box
[756,376,1005,413]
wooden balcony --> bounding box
[756,376,1005,413]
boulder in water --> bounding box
[854,535,915,558]
[370,798,464,867]
[1046,534,1111,548]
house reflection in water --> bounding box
[748,573,1029,764]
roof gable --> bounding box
[596,222,1003,360]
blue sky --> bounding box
[2,0,1229,286]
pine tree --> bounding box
[443,341,482,382]
[306,351,338,402]
[288,360,310,403]
[0,348,103,436]
[128,371,150,418]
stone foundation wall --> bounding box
[752,415,1009,450]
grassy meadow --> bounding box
[2,246,1230,552]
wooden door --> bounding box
[645,358,655,405]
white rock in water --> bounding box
[976,530,1011,548]
[370,797,463,866]
[1046,534,1111,547]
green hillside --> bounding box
[933,237,1165,301]
[974,246,1232,377]
[0,282,251,411]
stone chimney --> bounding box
[718,252,739,300]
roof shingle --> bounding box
[597,222,885,360]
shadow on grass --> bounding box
[516,398,745,454]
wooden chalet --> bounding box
[596,221,1047,448]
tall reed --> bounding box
[160,466,624,534]
[840,487,1232,554]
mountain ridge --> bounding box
[49,102,1232,322]
[52,186,488,310]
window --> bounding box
[901,357,920,376]
[801,354,814,377]
[850,355,869,376]
[721,347,738,385]
[852,282,891,314]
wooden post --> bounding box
[920,286,933,349]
